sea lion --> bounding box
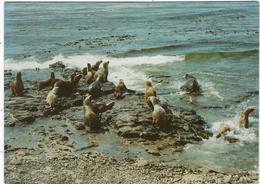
[92,60,103,71]
[145,78,156,109]
[180,74,202,103]
[93,61,109,82]
[148,96,168,130]
[10,72,24,96]
[216,123,231,138]
[114,79,127,98]
[92,101,115,114]
[54,73,76,97]
[85,63,95,84]
[83,95,100,131]
[46,87,59,107]
[38,72,57,90]
[239,107,254,128]
[87,77,103,99]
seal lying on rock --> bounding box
[87,77,103,99]
[92,101,115,114]
[84,63,95,84]
[94,61,109,82]
[114,79,135,99]
[10,72,24,96]
[148,96,168,130]
[216,123,231,138]
[180,74,202,102]
[83,95,100,131]
[145,78,156,109]
[239,107,254,128]
[46,87,59,107]
[38,72,57,90]
[54,73,77,97]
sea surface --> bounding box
[4,2,259,173]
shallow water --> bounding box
[4,2,259,173]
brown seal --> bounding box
[145,78,156,108]
[46,87,59,107]
[83,95,100,131]
[92,60,103,71]
[148,96,168,130]
[54,73,77,97]
[38,72,57,90]
[239,107,254,128]
[114,79,127,98]
[93,61,109,82]
[85,63,95,84]
[10,72,24,96]
[216,123,231,138]
[92,102,115,114]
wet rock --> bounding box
[74,122,85,130]
[145,149,161,156]
[49,61,65,71]
[180,74,202,95]
[61,135,69,142]
[224,136,239,143]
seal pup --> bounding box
[10,72,24,96]
[239,107,254,128]
[85,63,95,84]
[92,60,103,71]
[148,96,168,130]
[88,76,103,99]
[54,73,76,97]
[83,95,100,131]
[93,61,109,82]
[145,78,156,109]
[180,74,202,103]
[38,72,57,90]
[46,87,59,107]
[216,122,231,138]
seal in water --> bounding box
[148,96,168,130]
[10,72,24,96]
[180,74,202,102]
[145,78,156,109]
[83,95,100,131]
[215,122,231,138]
[38,72,57,90]
[93,61,109,82]
[239,107,254,128]
[46,87,59,107]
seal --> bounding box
[239,107,254,128]
[54,73,76,97]
[92,101,115,114]
[74,74,82,89]
[87,76,103,99]
[46,87,59,107]
[92,60,103,71]
[10,72,24,96]
[85,63,95,84]
[145,78,156,108]
[38,72,57,90]
[83,95,100,131]
[216,122,231,138]
[93,61,109,82]
[148,96,168,130]
[114,79,127,98]
[180,74,202,103]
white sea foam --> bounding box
[5,54,185,90]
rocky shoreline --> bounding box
[4,66,258,183]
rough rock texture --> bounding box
[4,149,258,184]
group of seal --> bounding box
[10,66,256,136]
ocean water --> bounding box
[4,2,259,173]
